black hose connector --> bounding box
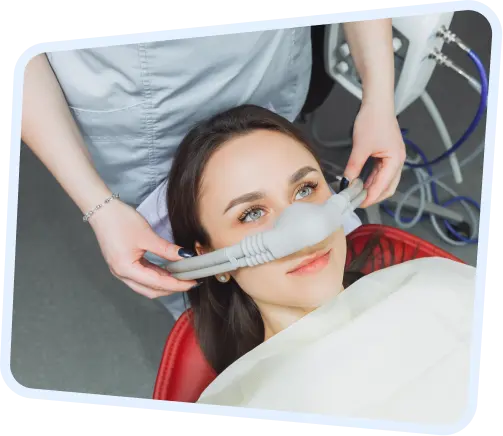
[444,221,472,242]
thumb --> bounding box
[344,147,370,182]
[142,230,186,262]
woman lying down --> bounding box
[166,105,476,425]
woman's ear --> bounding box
[194,241,231,283]
[195,241,211,256]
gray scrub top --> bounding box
[47,27,312,207]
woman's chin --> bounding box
[296,280,343,309]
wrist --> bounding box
[361,89,396,116]
[81,190,123,228]
[358,59,395,110]
[76,184,113,214]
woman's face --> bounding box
[197,129,346,310]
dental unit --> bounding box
[314,13,488,246]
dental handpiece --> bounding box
[165,179,367,280]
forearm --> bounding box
[342,19,395,109]
[22,54,111,214]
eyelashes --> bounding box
[237,181,319,223]
[295,181,319,200]
[238,206,265,223]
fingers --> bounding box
[138,257,171,274]
[132,261,198,292]
[111,258,198,294]
[364,166,379,190]
[110,269,167,299]
[360,158,403,208]
[142,231,189,262]
[344,148,371,183]
[375,167,402,204]
[120,276,189,300]
[120,277,171,299]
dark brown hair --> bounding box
[167,105,369,374]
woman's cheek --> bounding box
[233,263,284,301]
[334,230,347,264]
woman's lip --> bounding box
[287,249,331,274]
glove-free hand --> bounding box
[89,200,198,298]
[344,102,406,208]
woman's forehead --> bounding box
[202,130,317,193]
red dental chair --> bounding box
[153,224,465,403]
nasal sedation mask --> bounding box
[164,178,367,280]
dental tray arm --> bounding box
[165,179,367,280]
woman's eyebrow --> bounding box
[224,191,265,214]
[223,166,318,214]
[289,166,318,184]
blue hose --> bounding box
[380,50,486,243]
[442,196,480,243]
[381,138,431,224]
[405,49,488,169]
[382,135,480,243]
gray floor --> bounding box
[10,11,491,399]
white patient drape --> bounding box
[197,257,476,426]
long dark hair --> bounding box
[167,105,370,374]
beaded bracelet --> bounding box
[83,193,120,222]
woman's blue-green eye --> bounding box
[295,185,314,200]
[243,208,265,223]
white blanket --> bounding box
[197,257,476,426]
